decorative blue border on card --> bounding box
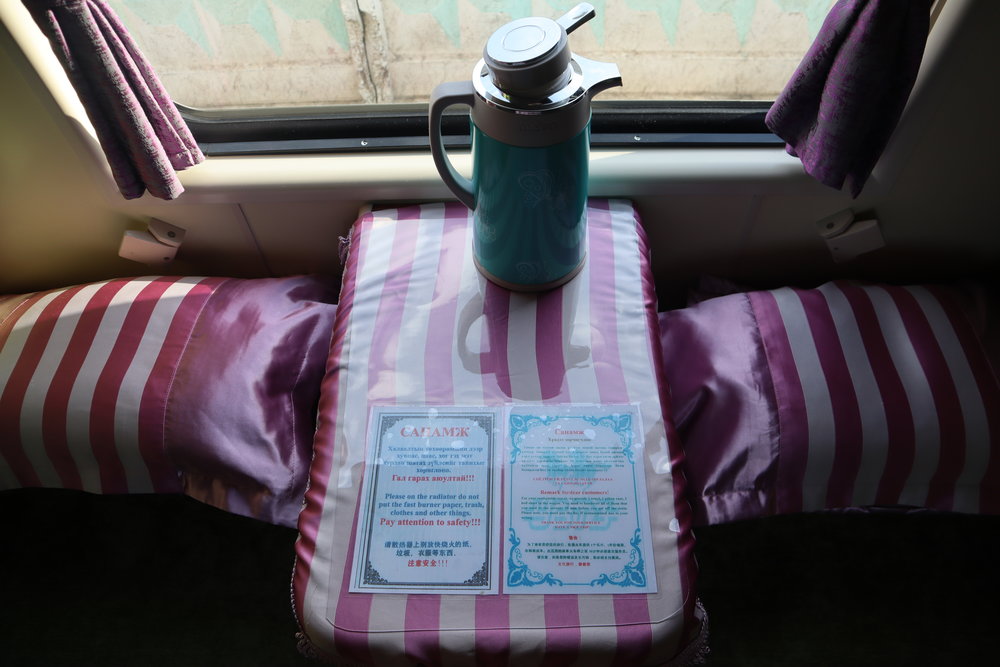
[581,413,636,464]
[508,413,558,464]
[589,528,647,588]
[505,410,650,590]
[506,528,563,588]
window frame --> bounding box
[182,100,783,157]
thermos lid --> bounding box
[464,2,621,147]
[483,3,596,99]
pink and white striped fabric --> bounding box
[293,200,703,666]
[0,276,220,494]
[0,275,338,527]
[659,281,1000,525]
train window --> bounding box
[107,0,836,153]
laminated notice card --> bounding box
[350,406,501,594]
[505,405,657,594]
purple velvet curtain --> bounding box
[23,0,203,200]
[765,0,933,197]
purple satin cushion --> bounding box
[660,281,1000,525]
[1,275,336,528]
[166,276,337,528]
[659,293,780,525]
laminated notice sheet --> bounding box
[350,406,501,594]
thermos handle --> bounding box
[429,81,476,210]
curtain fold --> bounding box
[23,0,203,200]
[765,0,933,198]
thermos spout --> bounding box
[557,3,597,34]
[578,55,622,102]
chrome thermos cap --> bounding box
[451,1,619,147]
[483,3,596,99]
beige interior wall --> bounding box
[0,21,129,294]
[1,0,996,302]
[0,1,265,293]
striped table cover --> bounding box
[293,200,703,666]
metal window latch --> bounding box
[815,209,885,263]
[118,218,186,266]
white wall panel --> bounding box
[240,201,365,278]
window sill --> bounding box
[173,146,815,205]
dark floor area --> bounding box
[0,489,311,667]
[2,488,998,666]
[695,510,1000,666]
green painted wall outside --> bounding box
[108,0,837,108]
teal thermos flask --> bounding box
[429,3,621,291]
